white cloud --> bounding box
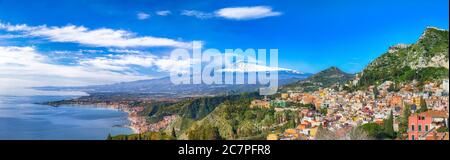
[156,10,171,16]
[79,54,156,71]
[180,6,282,20]
[0,22,192,48]
[0,46,298,95]
[107,49,142,54]
[137,12,150,20]
[181,10,215,19]
[153,57,195,73]
[79,53,195,74]
[0,46,152,96]
[216,6,282,20]
[0,34,27,39]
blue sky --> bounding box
[0,0,448,95]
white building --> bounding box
[443,79,449,93]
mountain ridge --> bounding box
[356,27,449,88]
[281,66,355,92]
[36,70,311,97]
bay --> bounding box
[0,96,133,140]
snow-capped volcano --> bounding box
[36,61,311,97]
[219,61,303,74]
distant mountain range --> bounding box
[36,70,311,97]
[281,66,355,92]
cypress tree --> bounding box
[417,98,428,113]
[400,104,411,134]
[171,127,177,139]
[106,133,113,140]
[384,111,395,138]
[373,87,379,98]
[212,127,222,140]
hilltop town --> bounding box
[262,79,449,140]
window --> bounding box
[425,125,429,131]
[411,125,415,131]
[418,125,422,132]
[412,135,415,140]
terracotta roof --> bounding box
[419,110,449,118]
[425,132,448,140]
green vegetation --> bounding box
[399,104,411,135]
[282,66,354,92]
[384,111,395,138]
[436,127,449,133]
[373,87,379,98]
[358,112,396,140]
[416,97,429,113]
[319,108,328,115]
[387,83,400,92]
[187,124,223,140]
[359,123,384,138]
[171,127,177,138]
[359,122,395,140]
[109,132,175,140]
[106,133,112,140]
[359,67,449,89]
[357,28,449,89]
[181,96,301,140]
[137,92,261,127]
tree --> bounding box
[373,87,379,98]
[399,104,411,134]
[320,108,328,115]
[436,127,449,133]
[171,127,177,138]
[388,83,395,92]
[210,127,223,140]
[315,127,337,140]
[345,127,372,140]
[384,111,395,138]
[417,98,428,113]
[360,123,384,139]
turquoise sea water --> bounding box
[0,96,133,140]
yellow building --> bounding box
[250,100,270,109]
[284,129,300,139]
[266,134,279,140]
[284,128,297,135]
[309,127,318,138]
[281,93,289,100]
[411,97,421,107]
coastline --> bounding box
[48,102,150,134]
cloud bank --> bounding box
[0,46,195,96]
[0,22,192,48]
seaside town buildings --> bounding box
[266,80,449,140]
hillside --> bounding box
[281,66,354,92]
[172,94,298,140]
[357,27,449,88]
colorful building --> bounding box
[408,110,449,140]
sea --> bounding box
[0,96,133,140]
